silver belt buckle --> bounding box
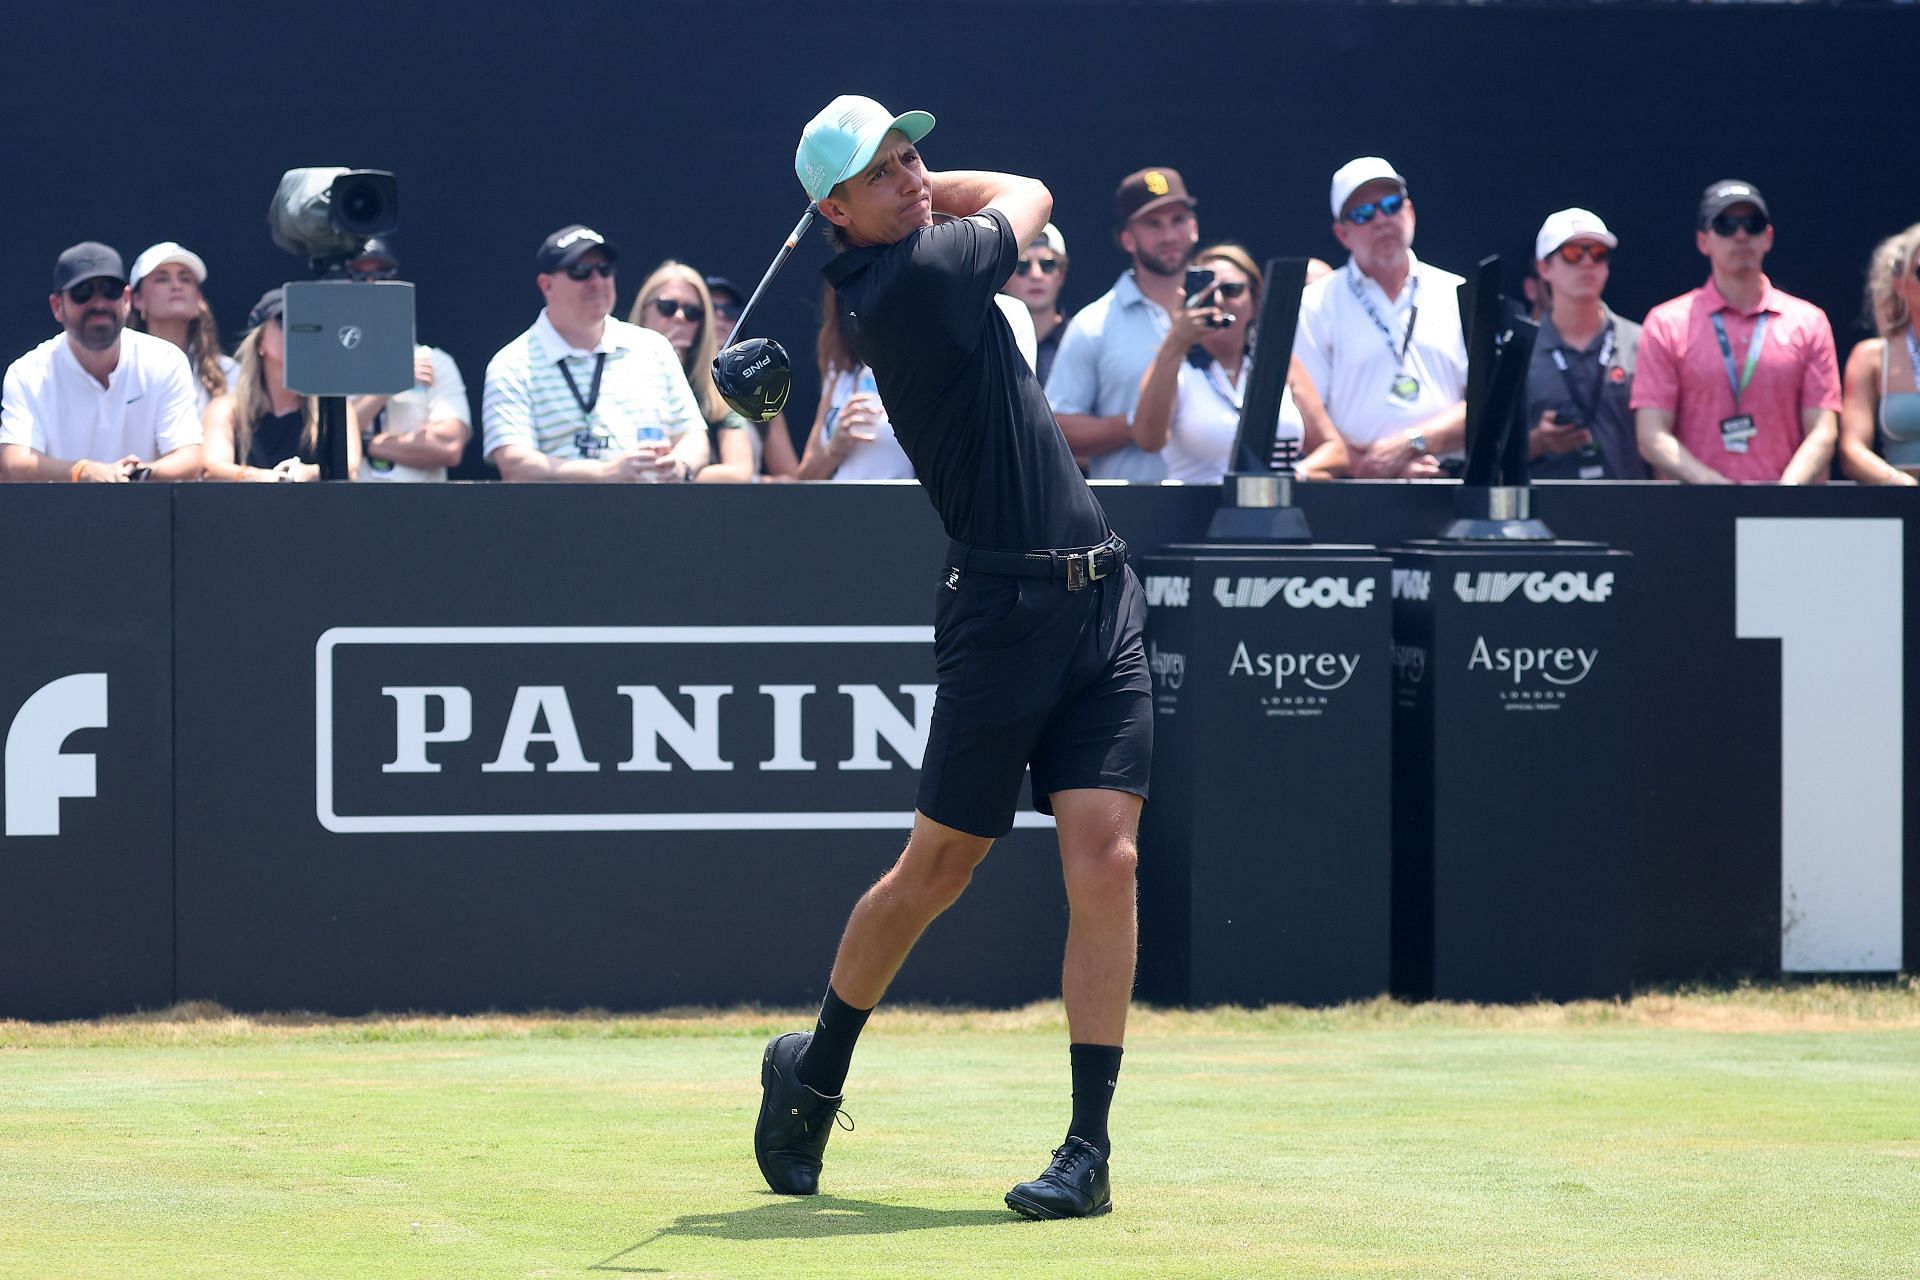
[1066,551,1089,592]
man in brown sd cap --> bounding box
[1045,167,1202,482]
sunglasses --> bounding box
[651,297,705,324]
[1344,192,1407,225]
[1013,256,1061,276]
[1554,243,1612,265]
[1208,280,1250,299]
[713,300,743,321]
[564,261,616,280]
[67,279,126,304]
[1709,211,1769,237]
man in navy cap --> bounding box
[481,224,706,483]
[0,242,203,482]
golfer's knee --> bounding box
[890,834,987,913]
[1065,830,1138,894]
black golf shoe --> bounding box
[1004,1136,1113,1219]
[754,1031,848,1195]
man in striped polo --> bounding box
[482,224,708,482]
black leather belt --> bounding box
[947,534,1127,592]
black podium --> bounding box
[1138,545,1393,1007]
[1389,541,1632,1002]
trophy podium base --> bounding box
[1438,485,1555,542]
[1205,472,1312,543]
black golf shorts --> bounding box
[916,560,1152,839]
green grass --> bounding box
[2,989,1918,1279]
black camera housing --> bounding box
[328,170,398,240]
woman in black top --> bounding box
[202,288,361,482]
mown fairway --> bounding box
[2,988,1916,1279]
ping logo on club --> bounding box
[1452,571,1614,604]
[4,673,108,837]
[1212,576,1375,609]
[741,354,773,377]
[317,627,1055,833]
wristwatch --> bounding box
[1405,429,1428,455]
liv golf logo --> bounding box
[316,627,1053,833]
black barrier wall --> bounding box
[0,489,175,1019]
[3,2,1917,456]
[1,483,1915,1016]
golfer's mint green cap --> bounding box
[795,95,935,202]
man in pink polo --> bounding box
[1632,180,1840,484]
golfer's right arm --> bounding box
[928,171,1052,257]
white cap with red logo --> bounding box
[1534,209,1618,262]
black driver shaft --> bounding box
[726,203,818,344]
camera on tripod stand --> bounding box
[268,167,415,399]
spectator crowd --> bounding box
[5,161,1917,488]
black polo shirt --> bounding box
[1524,307,1650,480]
[822,209,1110,552]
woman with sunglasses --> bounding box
[796,281,916,481]
[1000,223,1071,385]
[1130,243,1347,484]
[201,289,360,482]
[629,262,754,482]
[1838,224,1920,485]
[1522,210,1649,480]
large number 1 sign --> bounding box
[1735,518,1904,972]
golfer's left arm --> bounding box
[928,171,1052,256]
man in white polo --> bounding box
[1292,157,1468,478]
[1,242,202,482]
[482,224,707,483]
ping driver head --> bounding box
[712,337,792,423]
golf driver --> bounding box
[712,203,818,422]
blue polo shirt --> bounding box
[1044,270,1171,483]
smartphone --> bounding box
[125,465,153,482]
[1182,267,1232,328]
[1183,268,1215,310]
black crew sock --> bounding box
[1067,1042,1124,1158]
[795,985,871,1098]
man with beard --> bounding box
[1632,180,1839,483]
[1,243,202,482]
[1292,157,1468,478]
[1046,167,1201,482]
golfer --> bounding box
[753,96,1151,1220]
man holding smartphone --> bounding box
[1523,209,1649,480]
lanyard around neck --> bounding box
[1347,265,1419,367]
[1710,311,1769,411]
[557,352,608,421]
[1548,323,1616,423]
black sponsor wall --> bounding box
[2,1,1915,462]
[3,482,1914,1015]
[171,484,1065,1014]
[0,489,174,1019]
